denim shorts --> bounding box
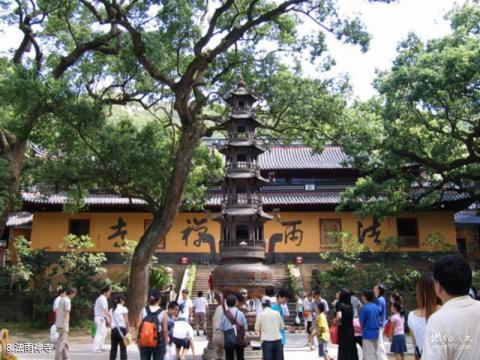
[318,340,328,356]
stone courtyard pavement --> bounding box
[15,332,414,360]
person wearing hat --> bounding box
[255,296,285,360]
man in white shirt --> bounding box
[172,317,196,360]
[193,291,208,336]
[178,289,193,322]
[255,296,285,360]
[423,255,480,360]
[55,288,76,360]
[313,290,329,315]
[53,289,66,313]
[50,288,65,326]
[92,286,112,353]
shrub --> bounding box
[57,234,108,322]
[149,266,173,291]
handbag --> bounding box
[47,310,56,325]
[222,301,248,348]
[383,319,392,337]
[123,333,132,346]
[223,327,237,349]
[49,325,59,343]
[353,317,362,337]
[329,324,339,345]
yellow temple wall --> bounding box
[28,210,456,253]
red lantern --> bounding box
[179,256,189,265]
[295,256,303,265]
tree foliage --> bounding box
[0,0,390,319]
[58,234,107,297]
[332,2,480,217]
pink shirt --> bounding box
[391,313,404,335]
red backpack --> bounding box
[138,307,162,348]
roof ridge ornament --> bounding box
[237,74,246,88]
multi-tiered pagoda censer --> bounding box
[212,79,274,298]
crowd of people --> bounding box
[50,254,480,360]
[296,255,480,360]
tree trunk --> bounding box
[126,124,203,324]
[0,134,27,238]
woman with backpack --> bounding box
[219,295,248,360]
[110,296,130,360]
[137,290,166,360]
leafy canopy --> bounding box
[332,2,480,217]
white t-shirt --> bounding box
[94,294,109,318]
[55,297,71,329]
[423,295,480,360]
[178,298,193,318]
[303,298,313,321]
[110,304,129,329]
[408,310,427,354]
[193,297,208,314]
[172,320,194,339]
[53,296,62,311]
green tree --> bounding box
[57,234,108,319]
[6,236,55,322]
[0,0,391,320]
[333,2,480,217]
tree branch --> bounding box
[116,15,175,88]
[193,0,235,57]
[53,24,121,79]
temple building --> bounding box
[1,81,479,270]
[2,141,478,268]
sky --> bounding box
[323,0,464,99]
[0,0,466,100]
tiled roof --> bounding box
[258,146,350,170]
[21,188,470,209]
[206,191,341,207]
[455,210,480,224]
[22,192,147,206]
[439,192,471,202]
[6,212,33,227]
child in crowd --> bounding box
[172,316,196,360]
[315,302,331,360]
[389,302,407,360]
